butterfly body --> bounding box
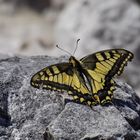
[31,49,133,106]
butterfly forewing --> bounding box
[31,63,72,89]
[80,49,133,104]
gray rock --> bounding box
[0,55,139,140]
[45,82,140,140]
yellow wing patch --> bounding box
[96,53,104,61]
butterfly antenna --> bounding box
[73,39,80,56]
[56,45,72,56]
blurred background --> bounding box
[0,0,140,96]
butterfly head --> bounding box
[69,56,80,67]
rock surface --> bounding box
[0,55,139,140]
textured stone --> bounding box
[0,55,139,140]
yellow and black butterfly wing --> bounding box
[80,49,134,104]
[30,63,97,106]
[31,63,73,90]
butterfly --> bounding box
[30,49,133,106]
